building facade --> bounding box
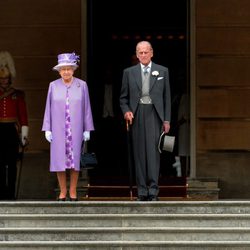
[0,0,250,199]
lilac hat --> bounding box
[53,52,80,71]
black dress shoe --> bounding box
[69,197,78,201]
[57,197,66,201]
[148,196,159,201]
[136,196,148,201]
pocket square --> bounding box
[157,77,163,80]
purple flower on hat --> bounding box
[69,52,80,64]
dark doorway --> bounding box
[86,0,189,189]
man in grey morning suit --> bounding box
[120,41,171,201]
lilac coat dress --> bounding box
[42,77,94,172]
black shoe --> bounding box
[57,197,66,201]
[69,197,78,201]
[136,195,148,201]
[148,195,159,201]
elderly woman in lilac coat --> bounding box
[42,52,94,201]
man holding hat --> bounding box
[0,51,29,200]
[120,41,171,201]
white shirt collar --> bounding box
[140,62,152,71]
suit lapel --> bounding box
[149,63,157,91]
[133,64,142,90]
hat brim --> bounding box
[53,63,78,71]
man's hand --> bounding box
[124,111,134,125]
[163,122,170,133]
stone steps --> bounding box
[1,201,250,249]
[2,241,250,250]
[1,213,250,227]
[1,227,250,241]
[2,200,250,214]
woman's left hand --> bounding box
[83,131,90,141]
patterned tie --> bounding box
[65,87,74,169]
[143,66,149,76]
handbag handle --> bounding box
[81,140,89,153]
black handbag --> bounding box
[80,142,98,169]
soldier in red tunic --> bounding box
[0,51,28,200]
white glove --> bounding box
[21,125,29,146]
[172,156,182,177]
[45,131,52,143]
[83,131,90,141]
